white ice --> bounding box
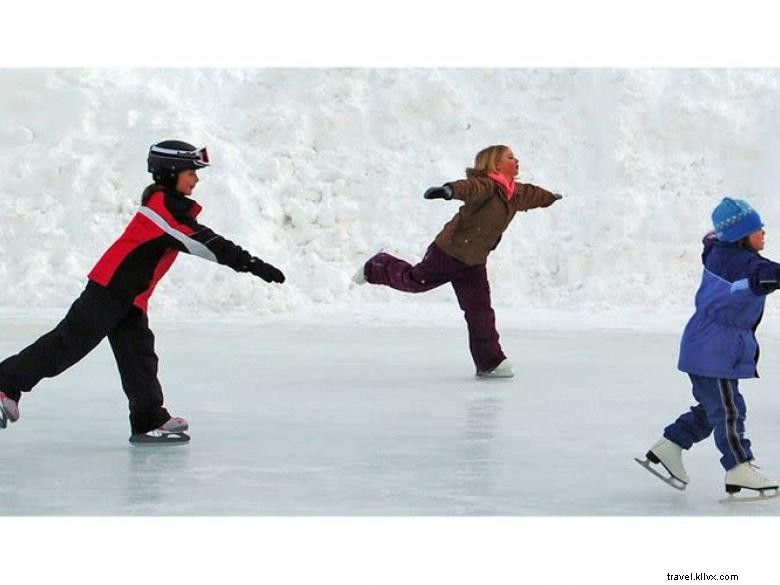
[3,309,780,516]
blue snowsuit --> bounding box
[665,237,780,470]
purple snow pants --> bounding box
[363,242,506,373]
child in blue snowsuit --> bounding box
[643,197,779,496]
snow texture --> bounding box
[3,69,780,333]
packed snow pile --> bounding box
[2,68,780,331]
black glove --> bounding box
[552,193,563,201]
[247,257,285,283]
[423,185,453,200]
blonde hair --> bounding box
[465,145,509,179]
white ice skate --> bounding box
[476,359,514,379]
[0,391,19,429]
[635,438,689,491]
[720,461,779,503]
[352,249,385,285]
[352,264,367,285]
[129,417,190,445]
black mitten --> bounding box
[247,257,285,283]
[423,185,453,200]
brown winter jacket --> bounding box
[433,176,557,266]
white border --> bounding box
[2,1,780,66]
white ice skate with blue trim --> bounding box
[719,461,779,503]
[635,438,689,491]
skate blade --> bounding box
[129,431,191,445]
[719,488,780,504]
[634,457,687,491]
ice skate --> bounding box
[476,359,514,379]
[0,391,19,429]
[635,438,689,491]
[719,461,779,503]
[352,249,384,285]
[129,417,190,445]
[352,263,367,285]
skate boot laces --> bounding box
[725,460,778,491]
[745,461,771,482]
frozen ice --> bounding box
[3,311,780,516]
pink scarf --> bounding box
[487,172,515,201]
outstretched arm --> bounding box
[749,259,780,295]
[515,183,561,211]
[427,178,498,204]
[183,221,285,283]
[142,192,285,283]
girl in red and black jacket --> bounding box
[0,140,284,443]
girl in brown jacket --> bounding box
[354,145,562,378]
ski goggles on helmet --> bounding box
[149,144,211,168]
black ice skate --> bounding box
[719,461,779,503]
[635,438,689,491]
[0,391,20,430]
[129,417,190,445]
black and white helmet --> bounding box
[147,140,210,187]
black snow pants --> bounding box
[0,281,170,434]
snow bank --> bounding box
[2,68,780,332]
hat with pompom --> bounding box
[711,197,763,242]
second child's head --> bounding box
[466,145,520,180]
[147,140,210,196]
[712,197,765,252]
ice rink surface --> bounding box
[3,313,780,517]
